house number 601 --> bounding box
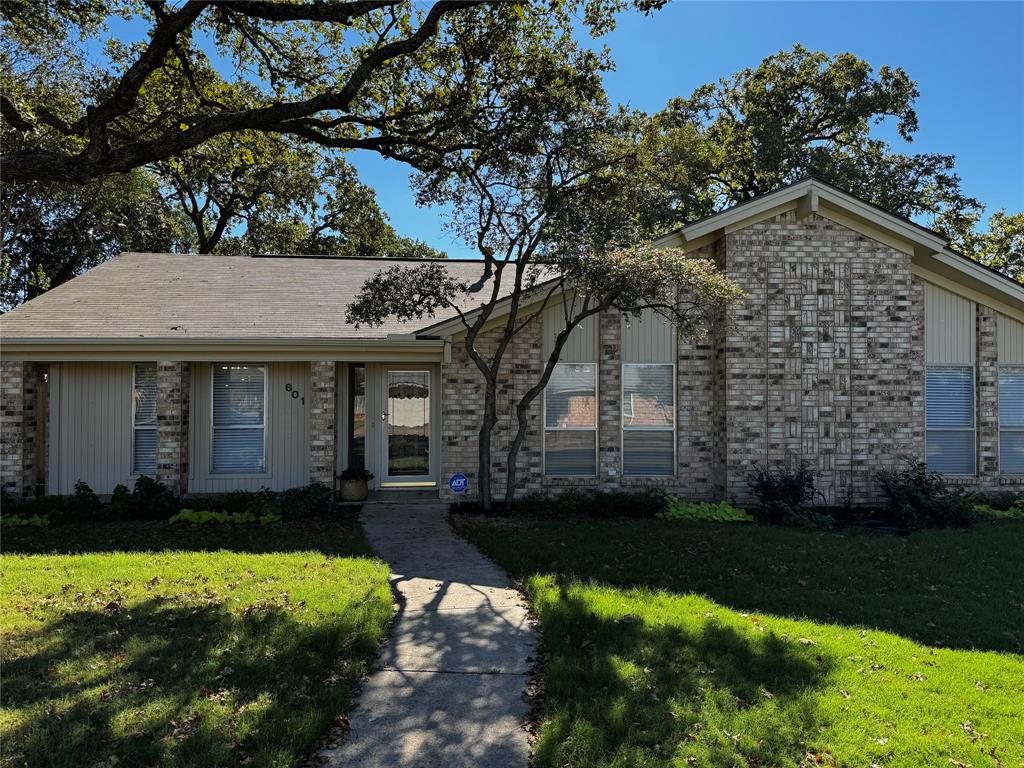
[285,383,305,405]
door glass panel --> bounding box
[348,364,366,470]
[388,371,429,476]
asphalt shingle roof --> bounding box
[0,253,497,340]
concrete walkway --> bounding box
[318,503,536,767]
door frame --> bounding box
[374,365,439,488]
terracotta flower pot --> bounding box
[339,478,369,502]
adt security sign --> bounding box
[448,473,469,495]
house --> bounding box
[2,178,1022,505]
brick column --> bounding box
[1,361,36,498]
[156,361,190,495]
[977,305,999,482]
[598,310,621,487]
[309,362,337,487]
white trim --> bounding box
[210,363,268,476]
[620,362,676,478]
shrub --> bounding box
[1,514,48,527]
[875,460,976,530]
[279,482,332,518]
[974,497,1024,521]
[63,481,102,520]
[169,508,281,525]
[106,476,179,520]
[657,498,753,522]
[339,467,374,482]
[746,464,822,525]
[502,488,669,518]
[971,490,1024,512]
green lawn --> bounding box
[454,515,1024,768]
[1,515,392,768]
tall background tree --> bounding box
[643,45,1021,282]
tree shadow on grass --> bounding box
[2,594,385,768]
[1,511,373,557]
[533,583,834,768]
[458,516,1024,653]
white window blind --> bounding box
[212,364,266,474]
[926,366,975,475]
[999,367,1024,474]
[622,363,675,475]
[544,363,597,476]
[132,364,157,476]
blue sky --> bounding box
[351,1,1024,259]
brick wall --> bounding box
[1,361,35,498]
[156,361,190,495]
[309,361,337,486]
[723,211,925,504]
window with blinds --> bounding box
[622,363,675,475]
[999,366,1024,474]
[212,364,266,474]
[926,366,975,475]
[132,364,157,476]
[544,363,597,476]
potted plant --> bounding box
[338,467,374,502]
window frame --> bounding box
[131,363,157,477]
[998,364,1024,476]
[925,364,977,476]
[620,362,676,477]
[542,361,599,478]
[210,363,268,476]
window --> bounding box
[348,364,366,471]
[926,366,975,475]
[132,364,157,475]
[622,363,675,475]
[212,364,266,474]
[544,363,597,476]
[1000,366,1024,474]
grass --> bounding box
[1,514,392,768]
[453,515,1024,768]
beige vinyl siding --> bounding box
[621,308,676,363]
[542,303,598,362]
[998,313,1024,364]
[48,362,135,494]
[189,361,310,492]
[924,282,975,364]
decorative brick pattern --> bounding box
[723,212,925,504]
[597,310,622,486]
[1,361,36,498]
[976,305,1000,482]
[309,361,338,486]
[156,361,190,495]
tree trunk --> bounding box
[477,378,499,511]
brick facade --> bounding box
[438,211,947,506]
[975,304,1003,488]
[723,211,925,504]
[309,361,338,486]
[1,361,37,498]
[156,361,190,495]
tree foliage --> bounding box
[644,45,997,260]
[0,0,662,182]
[348,99,743,510]
[0,170,187,310]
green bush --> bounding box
[971,490,1024,512]
[107,476,179,520]
[1,514,48,527]
[974,497,1024,521]
[63,480,102,520]
[511,488,669,518]
[169,508,281,525]
[745,464,830,526]
[279,482,332,518]
[875,460,976,530]
[657,498,753,522]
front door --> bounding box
[380,368,434,486]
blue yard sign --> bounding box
[448,473,469,494]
